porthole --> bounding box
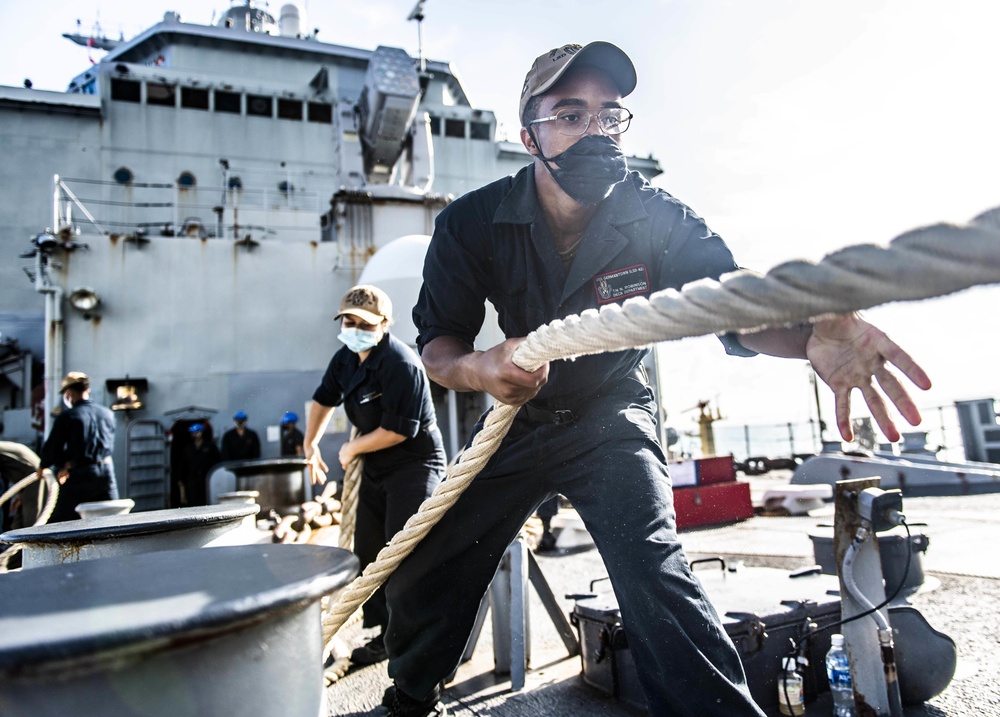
[177,171,197,188]
[113,167,134,185]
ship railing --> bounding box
[53,176,323,242]
[678,403,966,466]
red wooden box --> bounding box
[674,481,754,530]
[694,455,736,485]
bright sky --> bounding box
[3,0,999,444]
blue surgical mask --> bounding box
[339,327,381,353]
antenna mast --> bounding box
[407,0,427,73]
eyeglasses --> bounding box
[529,107,633,136]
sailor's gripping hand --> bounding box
[807,313,931,442]
[472,338,549,406]
[422,334,549,407]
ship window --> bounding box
[177,171,197,188]
[181,87,209,110]
[978,402,994,424]
[215,90,242,114]
[470,121,491,140]
[428,115,441,135]
[444,118,465,138]
[110,79,141,103]
[277,98,303,120]
[247,94,273,117]
[227,176,243,190]
[147,83,177,106]
[113,167,134,185]
[307,102,332,124]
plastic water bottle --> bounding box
[778,656,804,715]
[826,634,855,716]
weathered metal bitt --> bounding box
[218,490,263,528]
[74,497,135,520]
[0,544,359,717]
[0,503,259,569]
[226,457,312,516]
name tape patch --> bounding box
[594,264,650,304]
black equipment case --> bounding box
[570,559,842,713]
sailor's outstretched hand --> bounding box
[304,445,328,485]
[807,313,931,442]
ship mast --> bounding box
[407,0,427,74]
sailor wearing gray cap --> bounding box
[304,284,446,672]
[389,39,930,717]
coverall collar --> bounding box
[492,164,648,227]
[344,331,391,396]
[493,165,650,305]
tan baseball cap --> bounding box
[519,42,637,125]
[60,371,90,393]
[335,285,393,325]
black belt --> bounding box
[517,367,648,426]
[519,402,578,426]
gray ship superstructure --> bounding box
[0,2,662,504]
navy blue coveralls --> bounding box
[39,399,118,523]
[389,165,767,716]
[313,332,446,632]
[220,427,261,462]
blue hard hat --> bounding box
[233,410,248,421]
[189,423,205,433]
[281,411,298,424]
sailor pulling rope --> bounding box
[319,206,1000,661]
[314,37,1000,717]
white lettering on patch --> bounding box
[593,264,650,304]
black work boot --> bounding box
[385,683,446,717]
[536,517,557,552]
[350,634,388,665]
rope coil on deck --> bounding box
[320,207,1000,650]
[0,472,60,571]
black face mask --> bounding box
[533,133,629,206]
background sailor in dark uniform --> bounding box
[304,284,446,668]
[38,371,118,523]
[178,423,220,507]
[220,410,261,462]
[280,411,305,456]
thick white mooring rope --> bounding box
[320,207,1000,649]
[337,430,361,552]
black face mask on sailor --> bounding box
[535,133,629,206]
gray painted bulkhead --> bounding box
[0,12,662,497]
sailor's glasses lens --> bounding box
[531,108,633,136]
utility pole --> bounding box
[810,364,827,443]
